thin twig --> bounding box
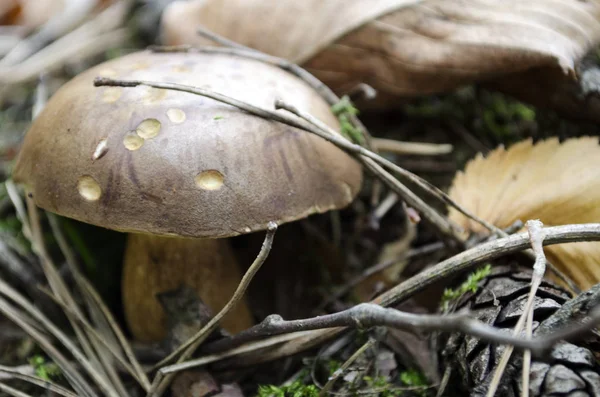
[144,45,516,239]
[486,220,547,397]
[202,303,566,356]
[149,222,278,397]
[93,58,500,241]
[194,223,600,367]
[273,99,464,241]
[94,76,463,241]
[191,27,377,151]
[371,138,453,156]
[4,180,32,241]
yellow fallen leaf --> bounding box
[448,137,600,289]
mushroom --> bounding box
[12,50,363,342]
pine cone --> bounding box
[439,265,600,397]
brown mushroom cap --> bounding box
[13,50,362,237]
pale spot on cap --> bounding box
[102,87,122,103]
[195,170,224,191]
[167,108,186,124]
[123,131,145,150]
[78,176,102,201]
[93,138,108,160]
[136,119,161,139]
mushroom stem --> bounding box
[122,234,254,342]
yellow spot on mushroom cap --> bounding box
[136,119,161,139]
[77,176,102,201]
[167,108,186,124]
[123,131,145,150]
[195,170,224,191]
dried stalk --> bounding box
[0,365,77,397]
[47,214,151,391]
[0,293,97,397]
[486,220,547,397]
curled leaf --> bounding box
[448,137,600,289]
[162,0,600,106]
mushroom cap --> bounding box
[13,50,362,238]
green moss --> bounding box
[399,368,428,388]
[331,96,365,145]
[28,355,61,381]
[256,380,319,397]
[441,264,492,311]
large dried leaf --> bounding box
[162,0,600,101]
[448,137,600,289]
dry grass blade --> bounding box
[0,365,78,397]
[38,287,148,390]
[45,214,130,397]
[24,196,119,396]
[0,293,96,397]
[0,382,34,397]
[78,276,151,389]
[47,214,151,391]
[0,0,132,86]
[4,180,32,241]
[4,184,117,395]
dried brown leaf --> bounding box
[448,137,600,289]
[162,0,600,101]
